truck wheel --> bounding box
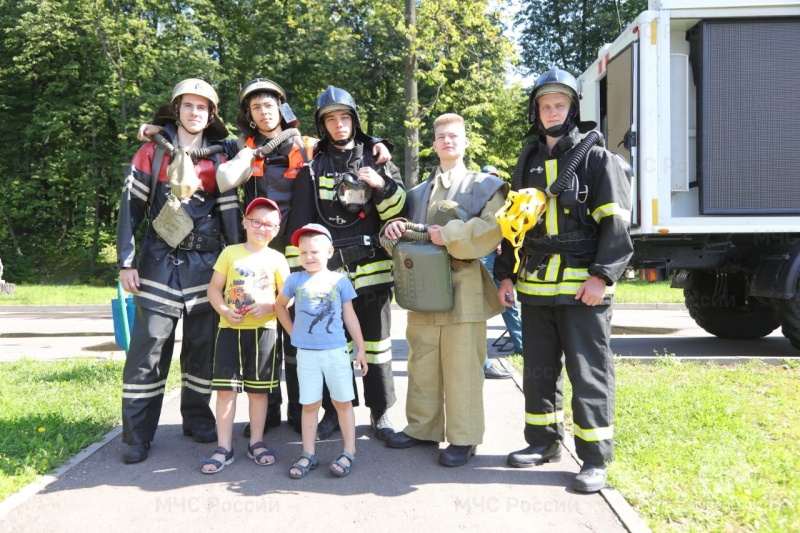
[684,276,780,340]
[777,282,800,350]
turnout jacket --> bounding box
[406,164,507,325]
[116,124,241,317]
[494,127,633,306]
[221,132,390,251]
[286,139,406,294]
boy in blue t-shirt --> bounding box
[275,224,367,478]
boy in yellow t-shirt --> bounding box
[202,198,290,474]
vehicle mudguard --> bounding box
[749,243,800,299]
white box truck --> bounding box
[578,0,800,347]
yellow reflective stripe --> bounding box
[285,245,301,269]
[353,271,393,291]
[563,268,590,280]
[242,380,280,390]
[591,202,631,223]
[525,411,565,426]
[517,281,585,297]
[319,174,336,200]
[377,188,406,220]
[544,253,560,282]
[348,338,393,364]
[349,259,393,279]
[517,279,616,297]
[212,378,244,388]
[544,160,559,237]
[574,424,614,442]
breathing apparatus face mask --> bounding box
[334,172,372,213]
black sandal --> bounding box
[201,447,234,474]
[247,441,276,466]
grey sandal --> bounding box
[288,452,318,479]
[329,451,355,477]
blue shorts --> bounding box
[296,346,355,405]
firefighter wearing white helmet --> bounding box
[117,77,241,464]
[286,85,407,444]
[495,67,633,492]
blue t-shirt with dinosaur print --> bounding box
[281,270,357,350]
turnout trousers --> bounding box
[284,287,396,415]
[520,303,615,464]
[403,321,486,446]
[121,306,216,444]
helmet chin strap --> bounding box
[332,135,355,147]
[537,104,578,138]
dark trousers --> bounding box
[284,287,396,415]
[521,303,615,463]
[121,306,216,444]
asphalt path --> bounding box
[0,304,795,362]
[0,303,795,532]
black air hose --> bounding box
[150,133,224,161]
[545,131,600,198]
[253,128,301,158]
[511,142,539,191]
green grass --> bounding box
[0,279,684,306]
[0,285,116,306]
[614,280,684,304]
[507,355,800,532]
[0,358,180,502]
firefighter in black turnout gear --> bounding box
[232,78,308,435]
[117,79,241,464]
[287,86,406,441]
[494,68,633,492]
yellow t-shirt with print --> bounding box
[213,244,290,329]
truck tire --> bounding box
[684,274,780,340]
[777,282,800,350]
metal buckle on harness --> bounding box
[361,235,373,247]
[178,233,196,250]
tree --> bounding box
[517,0,647,76]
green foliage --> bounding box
[0,0,526,282]
[517,0,648,76]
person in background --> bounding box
[479,164,521,380]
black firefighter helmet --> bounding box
[527,67,581,138]
[315,85,363,146]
